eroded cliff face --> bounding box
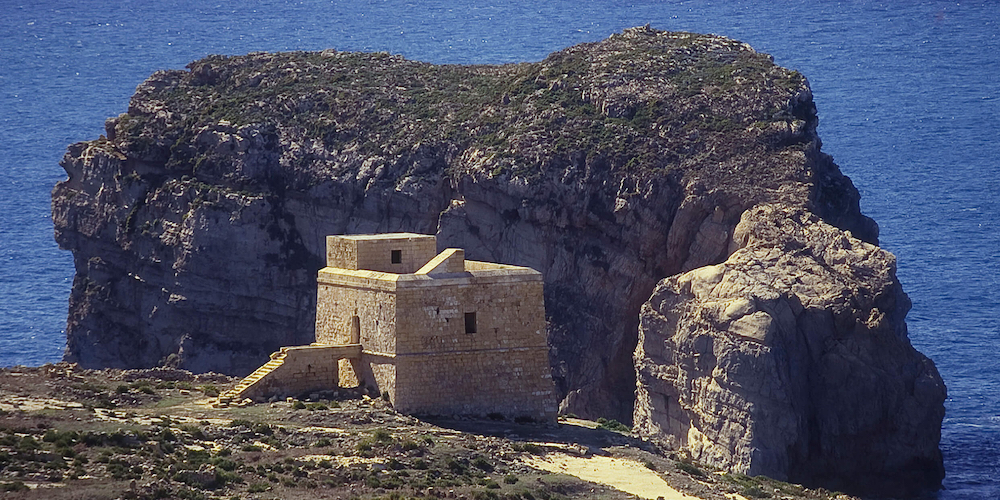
[53,26,876,421]
[633,204,945,496]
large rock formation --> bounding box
[633,204,945,496]
[53,26,879,423]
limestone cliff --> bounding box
[633,204,945,496]
[53,26,877,422]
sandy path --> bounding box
[0,396,84,412]
[523,452,701,500]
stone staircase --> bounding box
[214,343,361,407]
[218,348,288,405]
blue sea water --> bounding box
[0,1,996,497]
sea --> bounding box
[0,1,996,497]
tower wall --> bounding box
[391,269,557,420]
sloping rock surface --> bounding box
[53,26,876,421]
[633,204,945,496]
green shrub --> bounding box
[215,467,243,486]
[503,474,518,484]
[16,436,40,451]
[212,458,238,471]
[472,490,500,500]
[314,438,332,447]
[512,442,543,454]
[248,482,268,493]
[43,429,79,447]
[742,486,772,498]
[596,417,630,432]
[471,456,493,471]
[177,488,207,500]
[1,481,29,492]
[446,457,466,473]
[252,423,273,435]
[372,429,392,443]
[676,461,704,477]
[180,425,206,440]
[199,385,220,397]
[159,428,177,442]
[292,400,306,410]
[108,459,141,480]
[185,448,212,466]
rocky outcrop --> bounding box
[53,26,877,422]
[633,204,945,496]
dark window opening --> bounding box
[465,312,477,334]
[391,249,402,264]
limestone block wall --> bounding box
[326,233,437,274]
[315,269,397,349]
[240,345,345,401]
[395,348,556,419]
[315,268,398,388]
[391,269,557,419]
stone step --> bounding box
[221,349,287,402]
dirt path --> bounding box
[523,452,702,500]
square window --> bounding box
[391,249,402,264]
[464,312,477,334]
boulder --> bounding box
[634,204,945,496]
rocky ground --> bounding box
[0,364,856,500]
